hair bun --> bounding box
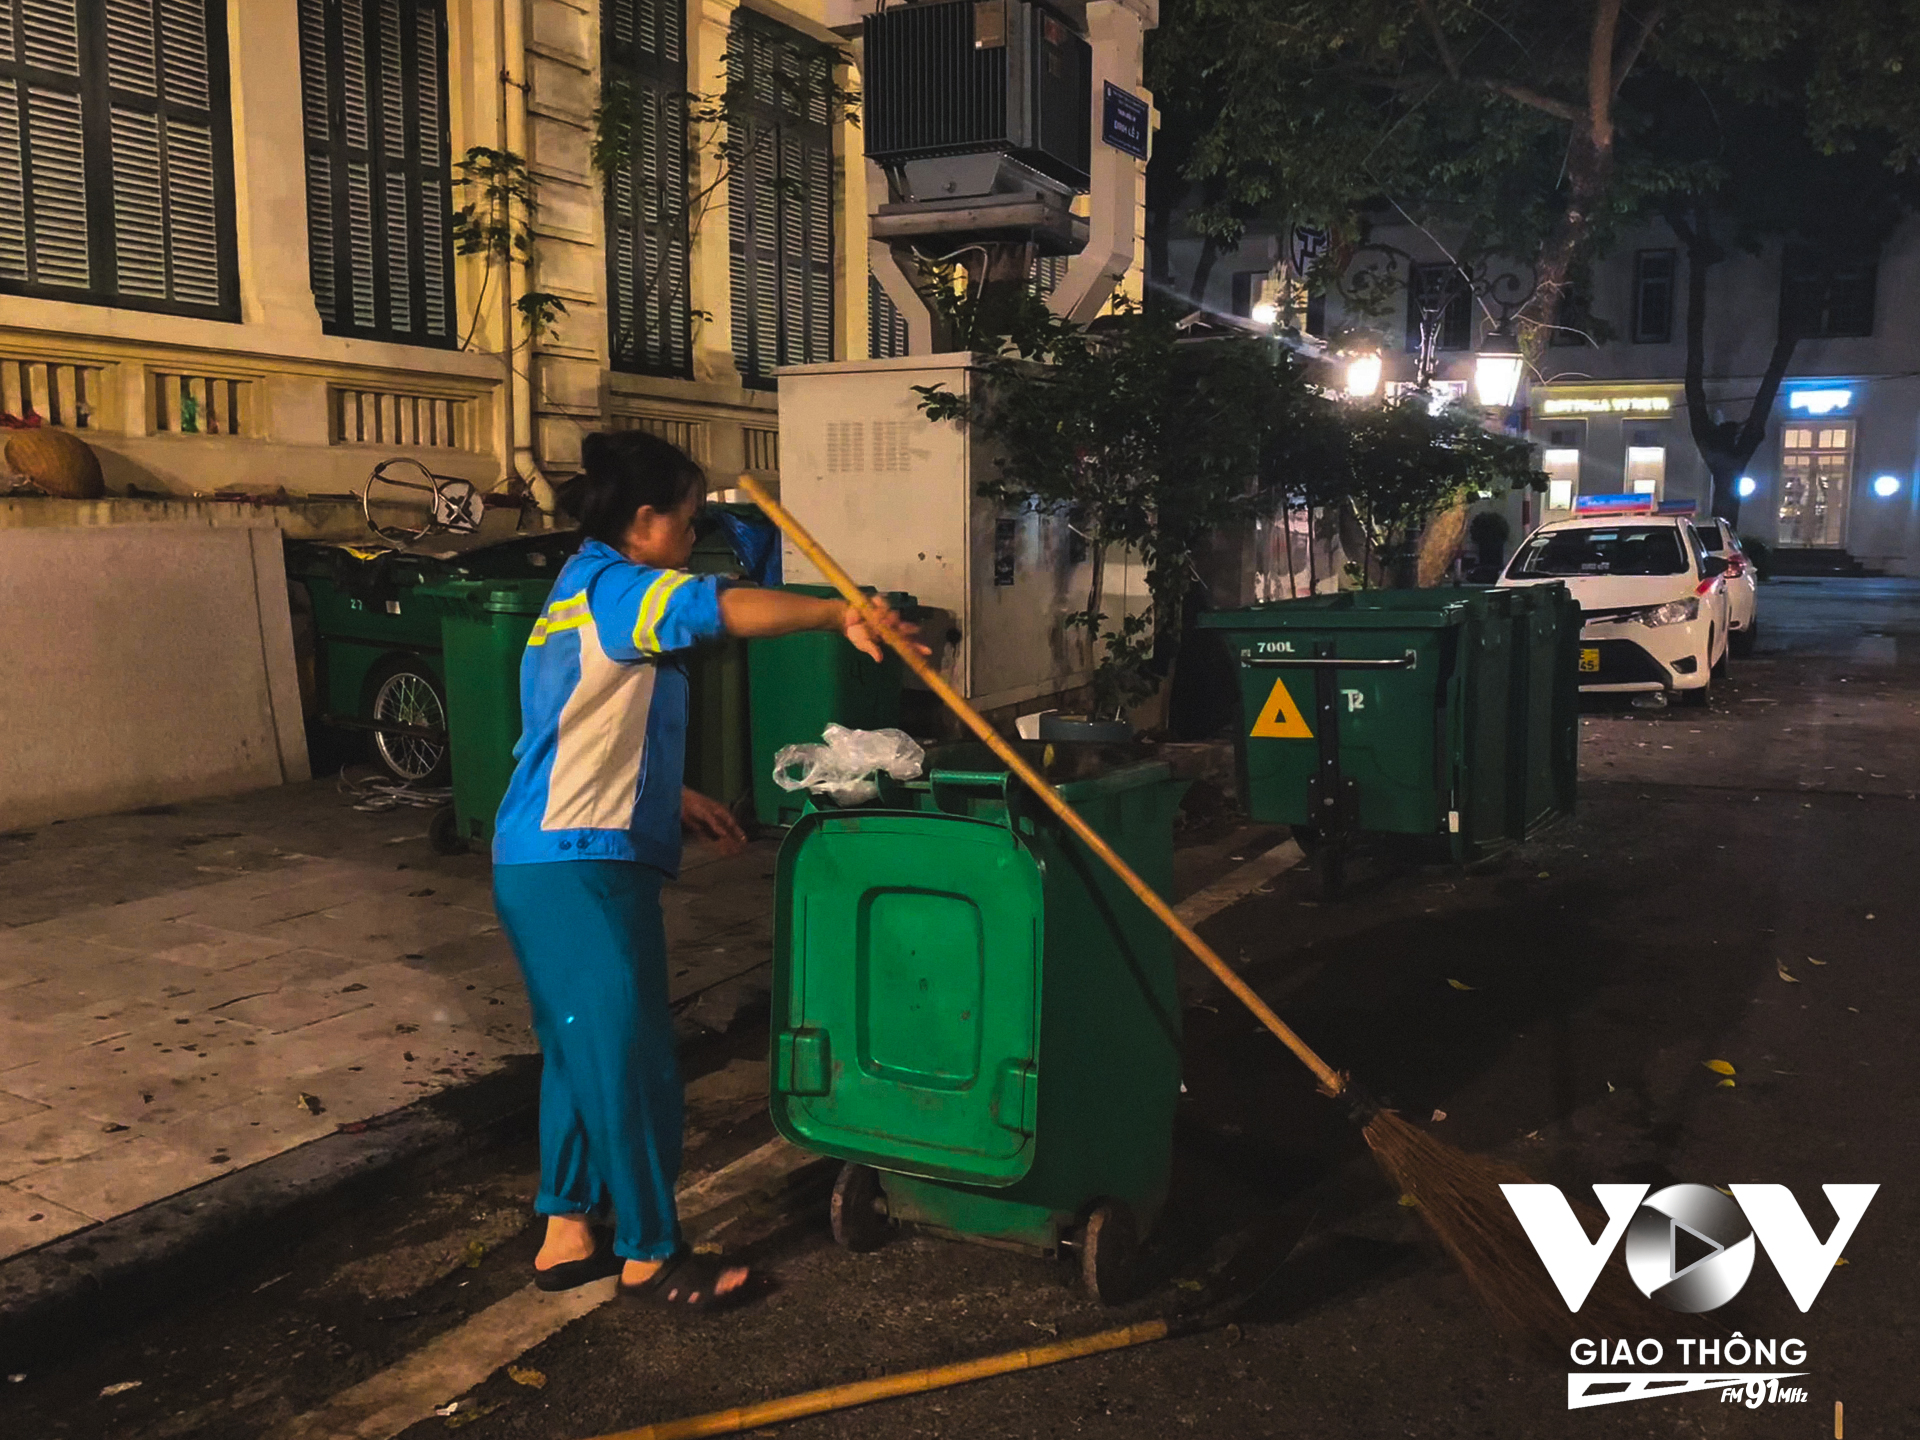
[579,431,616,474]
[553,472,592,521]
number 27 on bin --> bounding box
[1251,678,1314,739]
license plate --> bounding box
[1579,647,1601,673]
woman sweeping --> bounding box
[491,431,917,1309]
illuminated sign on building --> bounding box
[1538,395,1674,416]
[1787,389,1853,415]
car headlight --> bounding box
[1633,598,1700,627]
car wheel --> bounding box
[1680,678,1712,708]
[1731,621,1758,658]
[365,655,452,786]
[1711,641,1731,684]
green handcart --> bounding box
[1198,586,1579,895]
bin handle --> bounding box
[1240,650,1418,670]
[926,766,1021,826]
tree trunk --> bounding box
[1517,1,1627,347]
[1673,200,1799,529]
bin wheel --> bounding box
[830,1164,890,1252]
[1080,1199,1139,1306]
[427,804,467,856]
[364,655,451,786]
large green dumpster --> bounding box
[746,586,917,827]
[414,579,553,849]
[1502,584,1583,839]
[1199,587,1574,887]
[769,745,1186,1302]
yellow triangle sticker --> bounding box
[1251,677,1314,738]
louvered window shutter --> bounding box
[727,12,836,387]
[0,0,236,316]
[869,275,909,359]
[296,0,454,346]
[603,0,690,377]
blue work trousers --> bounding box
[493,859,683,1261]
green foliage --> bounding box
[915,297,1278,715]
[1147,1,1920,335]
[451,147,566,344]
[1335,398,1542,584]
[452,146,537,262]
[915,289,1542,708]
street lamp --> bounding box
[1736,476,1758,498]
[1873,474,1902,498]
[1345,352,1383,399]
[1473,328,1525,409]
[1250,300,1279,327]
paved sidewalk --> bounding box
[0,778,779,1266]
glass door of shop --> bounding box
[1778,423,1854,547]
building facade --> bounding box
[0,0,892,526]
[1168,214,1920,575]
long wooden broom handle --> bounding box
[734,474,1346,1098]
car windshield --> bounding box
[1509,525,1689,578]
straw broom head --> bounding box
[1362,1108,1682,1350]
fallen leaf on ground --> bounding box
[1704,1059,1737,1076]
[1174,1278,1204,1291]
[296,1093,324,1115]
[1430,1109,1447,1122]
[1536,871,1551,879]
[99,1382,141,1398]
[464,1240,486,1268]
[1717,1078,1736,1088]
[507,1367,545,1389]
[1397,1194,1420,1208]
[1606,1081,1615,1093]
[1446,978,1476,991]
[1776,961,1801,983]
[1806,956,1827,966]
[1835,1257,1850,1267]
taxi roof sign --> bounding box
[1573,493,1656,515]
[1657,499,1699,515]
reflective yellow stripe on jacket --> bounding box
[526,591,589,647]
[633,571,695,653]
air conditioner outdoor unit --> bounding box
[864,0,1092,193]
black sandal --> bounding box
[532,1234,623,1292]
[616,1247,751,1311]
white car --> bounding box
[1498,508,1733,706]
[1691,516,1759,656]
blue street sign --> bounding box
[1102,82,1149,160]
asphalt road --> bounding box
[5,577,1917,1440]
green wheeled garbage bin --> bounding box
[413,578,554,853]
[1501,583,1583,839]
[746,586,918,828]
[769,745,1187,1303]
[1199,587,1574,894]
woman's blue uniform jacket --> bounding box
[492,539,727,876]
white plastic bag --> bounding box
[772,724,925,806]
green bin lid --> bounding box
[414,576,554,616]
[1200,592,1475,632]
[771,807,1043,1186]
